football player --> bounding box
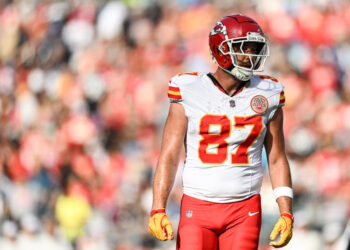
[148,14,293,250]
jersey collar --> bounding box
[207,73,247,97]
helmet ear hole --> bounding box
[212,45,219,54]
[212,45,223,58]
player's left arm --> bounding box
[264,107,293,248]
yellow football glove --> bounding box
[269,212,294,248]
[148,208,174,241]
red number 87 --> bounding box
[198,115,263,164]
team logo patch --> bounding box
[250,95,268,113]
[186,210,193,218]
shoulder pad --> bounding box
[253,74,284,91]
[168,72,203,102]
[170,72,200,85]
[258,75,279,83]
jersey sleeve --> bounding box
[167,77,183,103]
[268,82,285,121]
[278,90,286,108]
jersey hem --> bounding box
[183,191,260,204]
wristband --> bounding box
[273,187,293,200]
[150,208,165,217]
[281,213,294,222]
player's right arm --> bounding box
[152,102,187,209]
[148,102,187,241]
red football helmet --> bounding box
[209,14,269,81]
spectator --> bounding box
[55,174,91,248]
[0,220,18,250]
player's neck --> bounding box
[212,68,245,96]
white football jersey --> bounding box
[168,72,285,203]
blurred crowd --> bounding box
[0,0,349,249]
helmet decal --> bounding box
[210,22,225,36]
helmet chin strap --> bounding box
[220,66,253,81]
[230,67,253,81]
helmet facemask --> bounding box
[218,32,269,81]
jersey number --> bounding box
[198,115,263,164]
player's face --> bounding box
[232,42,263,69]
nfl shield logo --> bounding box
[229,100,235,108]
[186,210,193,218]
